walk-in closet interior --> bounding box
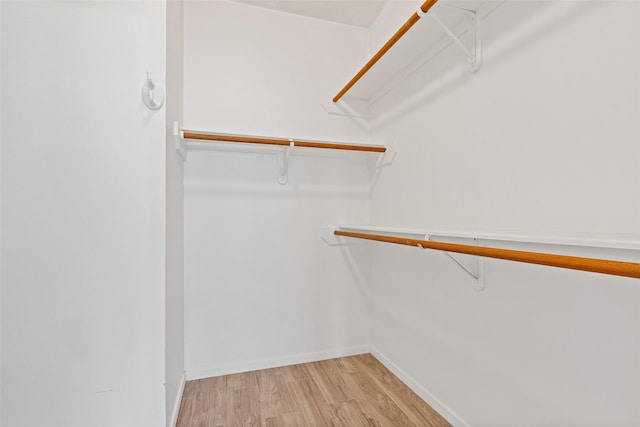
[1,0,639,426]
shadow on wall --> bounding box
[183,148,377,199]
[369,0,595,132]
[338,243,373,306]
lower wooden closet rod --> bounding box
[334,230,640,279]
[183,132,387,153]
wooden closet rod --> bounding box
[334,230,640,279]
[183,132,387,153]
[333,0,439,102]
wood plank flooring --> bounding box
[177,354,451,427]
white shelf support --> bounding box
[369,143,398,190]
[277,140,294,185]
[373,144,397,170]
[442,245,485,290]
[443,251,479,281]
[319,97,369,118]
[321,227,347,246]
[430,7,482,73]
[418,236,485,290]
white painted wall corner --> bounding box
[371,346,471,427]
[186,345,370,381]
[169,372,186,427]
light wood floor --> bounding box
[177,354,451,427]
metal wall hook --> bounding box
[141,72,165,111]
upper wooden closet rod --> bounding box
[333,0,439,102]
[334,230,640,279]
[183,131,387,153]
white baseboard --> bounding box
[183,345,469,427]
[185,344,370,380]
[169,372,186,427]
[370,346,471,427]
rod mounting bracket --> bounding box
[321,227,349,246]
[319,97,369,118]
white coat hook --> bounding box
[277,140,294,185]
[141,72,165,111]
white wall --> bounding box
[0,3,3,423]
[1,2,167,426]
[367,0,418,54]
[165,0,185,425]
[183,0,373,378]
[368,1,640,426]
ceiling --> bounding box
[232,0,389,28]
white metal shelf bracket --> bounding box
[419,236,485,290]
[277,140,294,185]
[319,97,369,118]
[373,144,397,170]
[429,6,482,73]
[321,227,348,246]
[369,144,397,192]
